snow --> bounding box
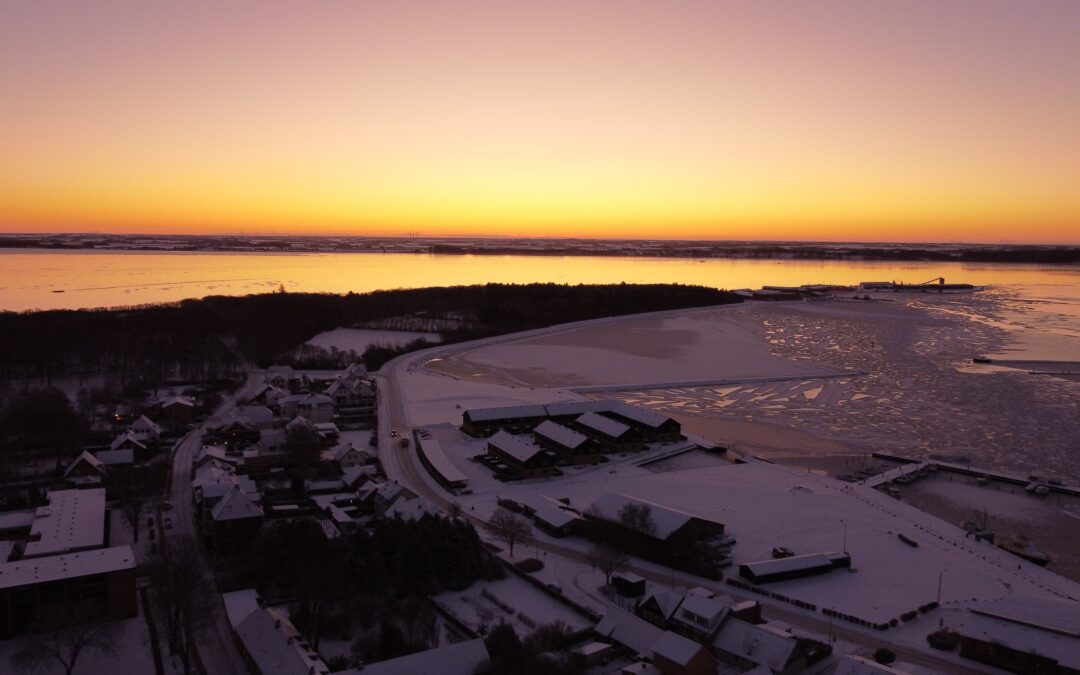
[712,619,796,672]
[306,328,440,353]
[23,488,107,558]
[435,575,591,636]
[652,630,704,666]
[0,613,157,675]
[575,411,631,439]
[595,608,665,655]
[415,435,469,485]
[338,637,487,675]
[588,493,694,541]
[488,430,545,464]
[0,545,135,589]
[210,488,263,521]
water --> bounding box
[1,249,1078,359]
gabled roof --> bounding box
[639,588,686,621]
[159,395,195,408]
[236,405,275,426]
[588,493,702,540]
[575,412,631,439]
[211,488,264,522]
[111,432,147,451]
[234,608,329,675]
[712,620,797,672]
[63,451,106,479]
[465,404,548,423]
[676,593,729,628]
[330,442,363,462]
[604,401,675,430]
[652,631,707,667]
[534,420,591,450]
[595,608,665,656]
[285,415,312,432]
[488,430,546,464]
[129,415,162,435]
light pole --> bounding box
[841,520,847,553]
[937,568,946,604]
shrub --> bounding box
[927,630,960,651]
[874,648,896,665]
[516,558,544,573]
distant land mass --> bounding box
[1,233,1078,264]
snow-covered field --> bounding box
[436,574,591,636]
[0,614,158,675]
[306,328,440,353]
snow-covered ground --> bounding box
[306,328,440,353]
[0,613,158,675]
[435,574,591,636]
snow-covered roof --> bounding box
[129,415,162,435]
[95,448,135,466]
[159,395,194,408]
[0,510,35,532]
[465,404,548,422]
[534,420,590,450]
[110,431,147,451]
[235,608,330,675]
[604,401,674,430]
[63,450,106,479]
[0,545,135,590]
[594,608,665,656]
[330,442,362,462]
[676,593,729,628]
[338,637,488,675]
[416,436,469,485]
[640,589,686,621]
[488,430,546,464]
[945,599,1080,669]
[575,411,631,439]
[739,552,843,577]
[542,400,609,417]
[516,493,581,529]
[286,415,312,431]
[236,405,275,426]
[652,631,705,667]
[211,488,264,522]
[712,619,797,672]
[222,588,261,627]
[588,493,698,540]
[384,494,440,522]
[23,488,107,558]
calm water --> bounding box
[2,249,1078,359]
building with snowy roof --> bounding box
[651,630,715,675]
[573,412,643,452]
[338,637,489,675]
[0,545,137,637]
[486,430,561,478]
[415,435,469,491]
[533,420,602,464]
[62,450,108,486]
[209,487,264,555]
[711,619,813,675]
[946,598,1080,675]
[223,589,330,675]
[23,488,107,559]
[738,552,851,585]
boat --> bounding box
[997,534,1051,567]
[51,289,65,293]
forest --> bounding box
[0,283,742,391]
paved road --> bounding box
[375,335,996,675]
[164,376,258,675]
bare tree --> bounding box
[447,501,463,521]
[119,489,147,542]
[10,604,121,675]
[487,510,533,558]
[588,542,630,588]
[151,536,216,674]
[618,502,656,537]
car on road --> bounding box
[390,429,398,437]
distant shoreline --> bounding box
[1,233,1078,264]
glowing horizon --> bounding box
[2,1,1078,244]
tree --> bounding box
[618,502,656,537]
[487,510,532,558]
[587,542,629,588]
[10,603,121,675]
[118,488,147,542]
[150,536,217,675]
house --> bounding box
[63,451,107,486]
[234,405,277,430]
[0,545,137,638]
[110,431,151,461]
[533,420,602,464]
[669,593,729,643]
[23,488,107,559]
[637,588,686,628]
[486,430,561,478]
[327,441,368,469]
[573,412,644,452]
[210,487,264,555]
[946,599,1080,675]
[461,404,549,436]
[516,493,582,537]
[158,395,195,430]
[222,589,330,675]
[601,402,683,442]
[314,421,340,444]
[208,417,261,450]
[128,415,163,443]
[651,630,715,675]
[595,609,665,658]
[711,620,808,675]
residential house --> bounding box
[487,430,561,478]
[210,487,264,555]
[573,412,644,453]
[62,451,107,486]
[533,420,602,464]
[651,631,715,675]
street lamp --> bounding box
[937,568,946,604]
[840,520,847,553]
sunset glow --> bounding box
[2,1,1078,243]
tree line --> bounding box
[0,283,741,389]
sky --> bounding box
[1,1,1078,243]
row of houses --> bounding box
[596,584,830,675]
[462,399,683,443]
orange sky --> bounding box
[1,1,1078,243]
